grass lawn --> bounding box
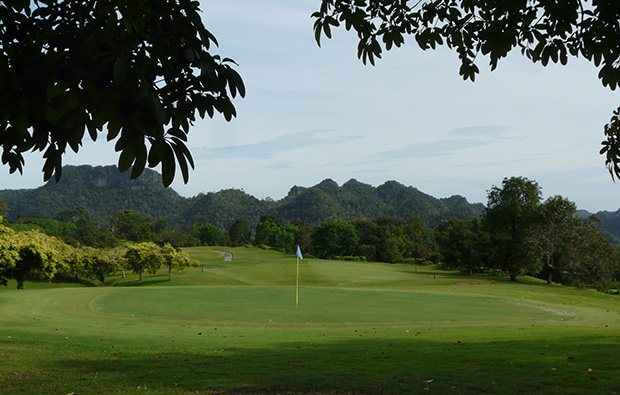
[1,246,619,394]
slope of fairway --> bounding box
[1,286,577,326]
[1,246,619,395]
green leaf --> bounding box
[107,120,122,141]
[131,143,147,179]
[314,20,324,47]
[113,57,129,85]
[46,82,69,102]
[171,140,190,184]
[160,143,176,187]
[43,103,60,125]
[118,143,136,172]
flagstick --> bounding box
[296,255,300,309]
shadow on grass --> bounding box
[116,279,170,287]
[22,336,620,395]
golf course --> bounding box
[1,247,619,394]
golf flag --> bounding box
[295,245,302,308]
[296,245,303,260]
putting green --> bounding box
[3,286,576,326]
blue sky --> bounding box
[2,1,619,212]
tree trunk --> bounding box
[168,265,172,281]
[509,271,518,282]
[139,269,142,281]
[546,256,554,285]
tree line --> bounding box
[437,178,619,288]
[2,176,619,290]
[224,177,620,289]
[0,202,197,288]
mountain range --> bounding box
[1,165,618,239]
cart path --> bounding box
[215,250,233,261]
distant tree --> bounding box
[227,218,251,247]
[198,223,223,246]
[107,246,129,279]
[0,223,20,287]
[259,215,283,227]
[109,210,161,243]
[312,220,359,259]
[269,224,299,252]
[436,218,489,275]
[402,215,437,261]
[561,219,620,289]
[0,198,9,219]
[81,246,125,284]
[55,244,86,280]
[292,221,315,257]
[527,196,578,284]
[160,243,198,281]
[485,176,542,281]
[375,226,405,263]
[254,219,279,246]
[157,229,200,248]
[124,242,162,281]
[6,230,62,289]
[54,207,117,247]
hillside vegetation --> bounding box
[0,165,484,230]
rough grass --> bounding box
[1,246,619,394]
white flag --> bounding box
[296,245,303,260]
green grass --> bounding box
[1,246,620,394]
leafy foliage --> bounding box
[277,179,484,227]
[124,242,163,281]
[312,220,360,259]
[109,209,165,243]
[485,176,542,281]
[227,218,251,247]
[159,243,198,280]
[183,188,266,232]
[0,167,485,231]
[526,195,579,284]
[0,226,61,288]
[435,218,489,275]
[81,245,126,284]
[0,0,244,185]
[560,218,620,288]
[0,165,185,223]
[197,223,223,246]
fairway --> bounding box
[3,286,576,325]
[1,247,619,394]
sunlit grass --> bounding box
[1,246,619,394]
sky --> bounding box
[2,0,620,212]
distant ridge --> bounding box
[0,165,184,223]
[274,178,485,227]
[0,165,487,230]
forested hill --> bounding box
[1,165,484,229]
[275,178,485,227]
[0,165,185,223]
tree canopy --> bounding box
[485,176,542,281]
[312,0,620,179]
[0,0,244,186]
